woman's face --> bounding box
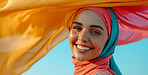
[69,10,108,61]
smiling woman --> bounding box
[69,10,108,61]
[0,0,148,75]
[68,7,120,75]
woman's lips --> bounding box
[74,44,93,53]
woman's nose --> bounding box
[78,30,89,42]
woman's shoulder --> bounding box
[95,69,113,75]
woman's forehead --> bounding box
[75,10,100,20]
[74,10,106,28]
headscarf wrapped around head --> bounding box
[75,7,112,39]
[0,0,148,74]
[70,7,121,75]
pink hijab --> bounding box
[72,7,116,75]
[72,53,115,75]
[71,6,148,75]
[75,7,112,39]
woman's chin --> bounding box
[73,50,95,61]
[73,52,90,61]
[75,57,87,61]
[74,55,91,61]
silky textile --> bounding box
[71,7,120,75]
[72,54,115,75]
[71,7,121,75]
[0,0,148,75]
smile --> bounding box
[75,44,93,53]
[77,45,90,50]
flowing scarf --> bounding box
[0,0,148,75]
[72,53,115,75]
[71,7,121,75]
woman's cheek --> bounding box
[91,37,104,50]
[69,30,79,49]
[69,30,78,41]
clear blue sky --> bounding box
[22,38,148,75]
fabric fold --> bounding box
[0,0,148,75]
[72,54,115,75]
[0,0,148,13]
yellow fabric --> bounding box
[0,0,148,75]
[0,0,148,12]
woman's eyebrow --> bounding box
[73,21,83,26]
[90,25,104,31]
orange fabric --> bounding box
[0,0,148,75]
[0,0,148,13]
[0,8,70,75]
[72,54,115,75]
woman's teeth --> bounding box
[77,45,90,50]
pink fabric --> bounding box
[71,7,116,75]
[76,6,148,45]
[75,7,112,39]
[71,6,148,75]
[72,54,115,75]
[112,6,148,45]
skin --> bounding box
[69,10,108,61]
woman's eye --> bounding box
[91,30,100,35]
[73,26,82,31]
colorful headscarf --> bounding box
[71,7,121,75]
[0,0,148,75]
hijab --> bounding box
[0,1,147,74]
[0,0,148,75]
[71,7,121,75]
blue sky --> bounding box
[22,38,148,75]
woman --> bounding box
[0,0,148,74]
[69,7,120,75]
